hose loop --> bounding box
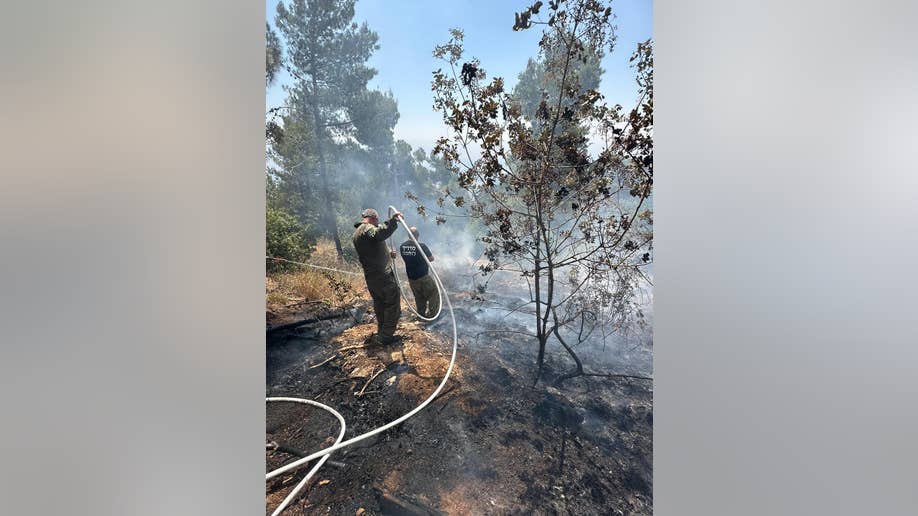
[265,206,459,514]
[386,206,443,322]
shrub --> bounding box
[266,207,315,273]
[265,239,367,310]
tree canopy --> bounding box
[428,0,653,384]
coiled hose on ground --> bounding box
[265,398,346,515]
[265,206,458,515]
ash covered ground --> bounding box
[266,286,652,515]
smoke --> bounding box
[393,184,653,377]
[326,144,652,379]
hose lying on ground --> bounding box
[265,206,458,514]
[265,398,345,516]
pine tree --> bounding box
[275,0,382,258]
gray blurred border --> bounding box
[0,1,264,514]
[656,0,918,514]
[3,0,918,514]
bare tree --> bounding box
[429,0,653,385]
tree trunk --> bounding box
[552,324,585,385]
[533,230,545,387]
[535,333,548,388]
[391,162,400,203]
[292,163,310,224]
[536,209,556,387]
[309,78,344,259]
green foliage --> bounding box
[266,110,318,225]
[272,0,407,257]
[350,90,399,150]
[268,0,447,254]
[276,0,380,110]
[266,207,316,272]
[266,23,283,86]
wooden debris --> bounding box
[373,483,444,516]
[307,355,337,370]
[356,368,387,397]
[266,311,349,333]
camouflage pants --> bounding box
[365,271,401,340]
[408,274,440,319]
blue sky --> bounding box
[266,0,652,152]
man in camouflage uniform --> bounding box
[352,208,403,345]
[399,226,440,319]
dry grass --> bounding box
[266,239,368,311]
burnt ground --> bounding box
[266,300,652,515]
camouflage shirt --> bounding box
[352,218,399,276]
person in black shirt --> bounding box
[398,227,440,318]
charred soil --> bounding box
[266,303,652,515]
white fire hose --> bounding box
[386,206,443,322]
[265,398,346,515]
[265,206,458,514]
